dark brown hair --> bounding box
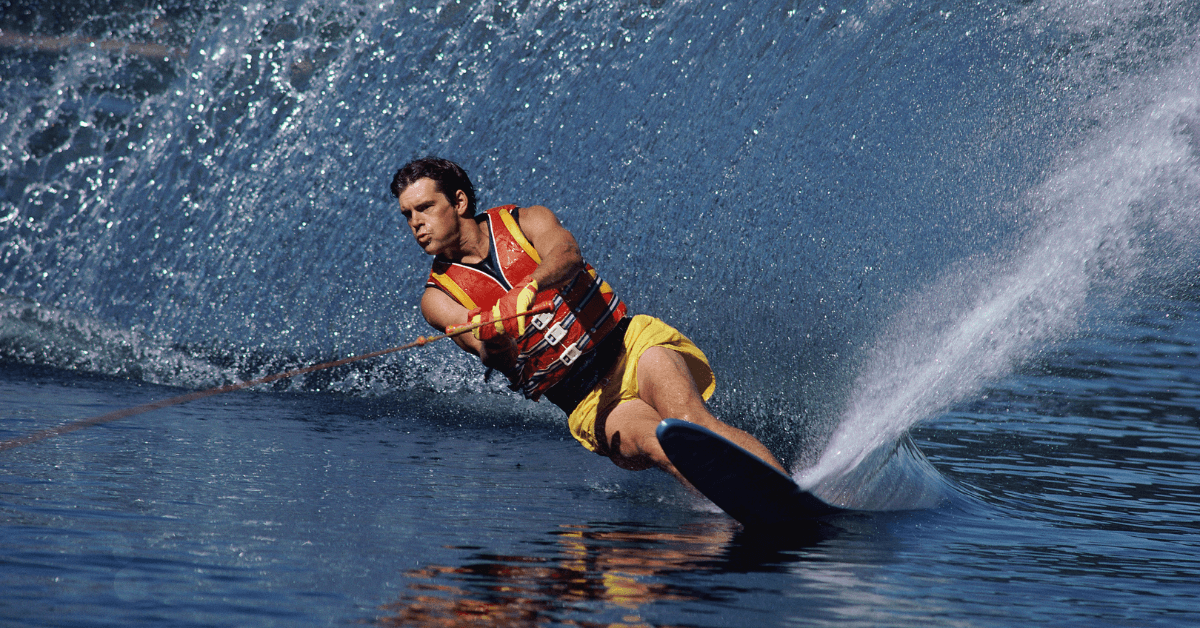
[390,157,476,216]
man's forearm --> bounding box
[530,242,585,291]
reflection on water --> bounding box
[376,521,838,627]
[378,523,732,627]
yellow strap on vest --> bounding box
[429,273,478,310]
[498,207,542,264]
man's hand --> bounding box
[468,278,540,341]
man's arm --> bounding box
[421,287,517,370]
[516,205,586,291]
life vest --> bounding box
[426,205,627,400]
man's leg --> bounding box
[601,346,785,480]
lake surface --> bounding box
[3,0,1200,625]
[4,289,1199,626]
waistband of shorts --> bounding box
[543,317,630,415]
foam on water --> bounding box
[0,293,231,387]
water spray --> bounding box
[0,305,552,452]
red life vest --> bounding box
[426,205,627,400]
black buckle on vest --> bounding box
[543,317,631,415]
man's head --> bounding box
[390,157,476,217]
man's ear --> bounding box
[454,189,470,216]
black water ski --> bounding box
[656,418,844,528]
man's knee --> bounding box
[602,400,674,472]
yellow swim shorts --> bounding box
[566,314,715,454]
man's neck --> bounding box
[446,214,490,264]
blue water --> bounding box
[4,0,1200,625]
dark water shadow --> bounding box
[719,520,843,570]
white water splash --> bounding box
[0,294,232,387]
[797,49,1200,508]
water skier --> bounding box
[391,157,784,485]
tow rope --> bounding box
[0,305,551,452]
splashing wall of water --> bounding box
[800,33,1200,495]
[2,0,1199,460]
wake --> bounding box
[796,52,1200,510]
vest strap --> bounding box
[543,317,630,414]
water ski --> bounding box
[656,418,845,528]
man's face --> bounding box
[398,177,463,256]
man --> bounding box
[390,157,784,484]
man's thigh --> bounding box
[635,346,712,425]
